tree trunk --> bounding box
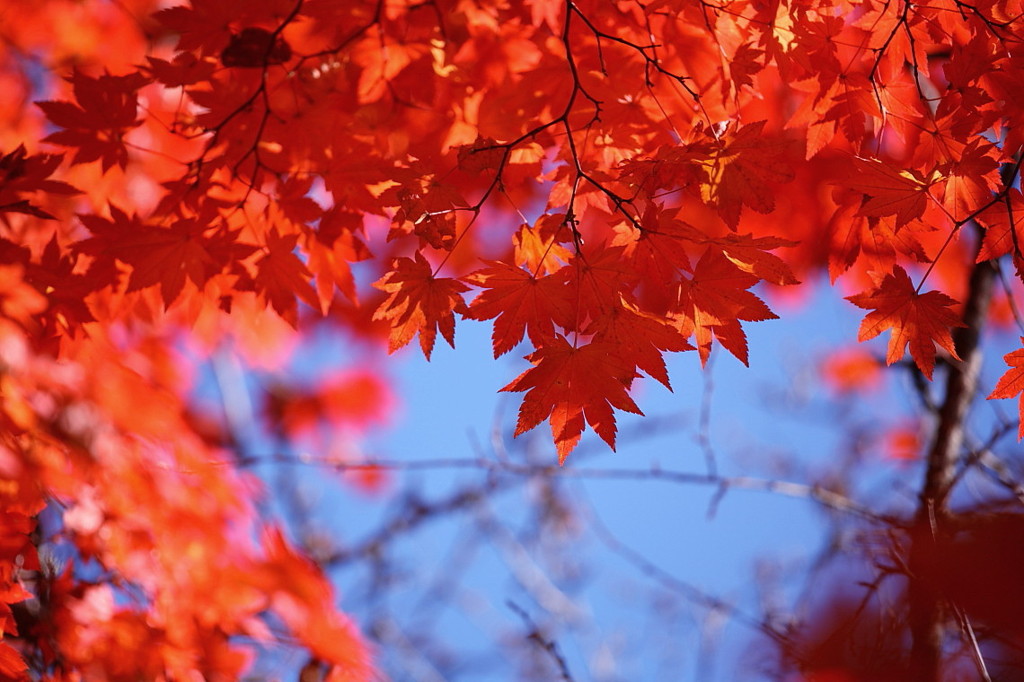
[908,256,995,680]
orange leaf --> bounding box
[502,336,642,463]
[372,251,469,358]
[987,339,1024,440]
[846,265,964,379]
[0,264,47,327]
[512,217,572,276]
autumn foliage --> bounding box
[1,0,1024,678]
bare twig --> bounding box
[953,603,993,682]
[236,454,888,522]
[507,601,577,681]
[909,205,1002,679]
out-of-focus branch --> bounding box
[908,235,999,681]
[908,153,1021,678]
[238,453,889,522]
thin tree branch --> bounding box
[908,226,1000,681]
[507,601,577,682]
[236,454,889,522]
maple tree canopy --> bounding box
[1,0,1023,678]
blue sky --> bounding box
[207,267,1024,680]
[259,280,883,679]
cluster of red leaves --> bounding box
[0,314,372,679]
[1,0,1024,677]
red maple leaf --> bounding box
[455,136,507,175]
[938,139,1000,221]
[988,339,1024,440]
[727,42,765,96]
[121,219,231,307]
[564,246,639,329]
[143,53,217,88]
[700,121,797,229]
[220,27,292,69]
[976,188,1024,270]
[502,336,642,463]
[26,237,98,338]
[255,229,320,327]
[463,260,571,357]
[847,157,936,227]
[306,208,372,311]
[74,204,152,290]
[373,251,469,358]
[827,204,930,283]
[611,204,698,282]
[712,233,800,285]
[154,0,255,55]
[36,71,149,171]
[588,297,693,389]
[674,247,778,366]
[846,265,964,379]
[0,640,27,680]
[0,146,77,222]
[511,217,573,276]
[76,205,256,308]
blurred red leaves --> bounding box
[822,347,882,394]
[1,0,1024,677]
